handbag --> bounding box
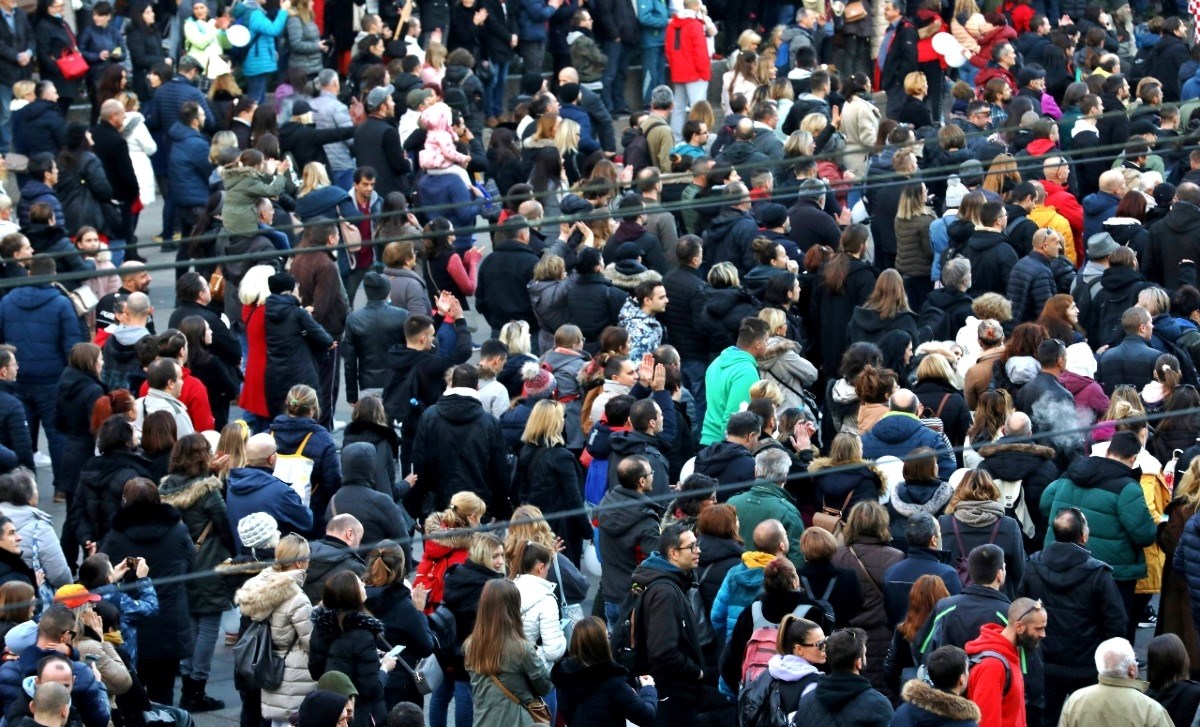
[55,24,89,81]
[232,620,292,690]
[552,557,585,644]
[842,0,867,22]
[393,649,445,696]
[339,213,363,255]
[812,491,854,545]
[53,283,98,317]
[488,674,551,724]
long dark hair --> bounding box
[822,224,869,295]
[528,147,563,196]
[488,127,521,162]
[178,315,213,370]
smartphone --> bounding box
[125,557,137,570]
[386,645,405,659]
[566,227,584,249]
[84,655,99,664]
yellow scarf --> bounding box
[742,551,776,569]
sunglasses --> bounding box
[1017,599,1044,621]
[800,640,827,651]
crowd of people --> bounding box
[3,0,1200,725]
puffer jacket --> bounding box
[976,439,1061,549]
[285,15,323,76]
[72,450,154,547]
[271,414,341,532]
[514,572,566,663]
[861,413,956,480]
[1,503,71,589]
[528,278,572,352]
[1041,455,1158,581]
[413,514,471,610]
[551,657,657,727]
[231,0,289,78]
[159,474,235,615]
[700,287,761,353]
[235,568,314,721]
[709,550,775,639]
[963,229,1018,297]
[886,480,954,546]
[597,485,663,602]
[0,285,80,385]
[809,458,885,517]
[343,300,409,402]
[759,337,818,412]
[1006,252,1057,324]
[894,214,934,279]
[308,608,387,727]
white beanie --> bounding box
[237,513,280,551]
[1064,342,1097,379]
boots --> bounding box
[180,676,226,712]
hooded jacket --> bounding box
[73,450,154,547]
[1040,456,1158,581]
[694,440,756,498]
[964,623,1024,727]
[1086,265,1151,347]
[699,286,761,353]
[225,466,313,546]
[709,550,775,640]
[702,207,760,275]
[551,657,657,727]
[307,608,387,727]
[847,306,920,351]
[1016,540,1125,680]
[598,486,663,602]
[728,483,805,572]
[892,679,981,727]
[328,443,407,547]
[0,285,80,385]
[234,568,315,720]
[0,645,109,727]
[964,229,1018,296]
[1082,190,1122,241]
[270,414,340,532]
[302,536,367,604]
[861,413,957,480]
[159,473,234,615]
[1144,201,1200,290]
[229,0,288,78]
[343,300,409,401]
[264,293,334,417]
[167,122,214,207]
[792,671,894,726]
[628,553,705,691]
[886,480,955,546]
[1059,369,1110,421]
[411,391,510,519]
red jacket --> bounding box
[238,303,269,418]
[971,24,1018,69]
[138,367,215,432]
[916,9,945,65]
[1042,179,1084,244]
[974,62,1018,93]
[966,623,1025,727]
[413,516,471,613]
[665,12,710,84]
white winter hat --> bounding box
[237,512,280,551]
[1064,342,1097,379]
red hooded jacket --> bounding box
[665,12,711,84]
[966,623,1026,727]
[1042,178,1084,244]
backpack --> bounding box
[917,304,949,344]
[741,602,817,685]
[611,579,673,673]
[622,126,652,174]
[950,517,1002,587]
[799,575,837,625]
[271,431,315,507]
[442,75,469,122]
[969,649,1012,696]
[919,393,952,434]
[583,457,609,505]
[233,619,291,690]
[689,565,716,649]
[738,670,797,727]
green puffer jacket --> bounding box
[1040,455,1157,581]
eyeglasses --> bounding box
[676,542,700,552]
[640,470,654,479]
[800,640,827,650]
[1017,599,1044,621]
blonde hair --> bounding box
[533,254,566,282]
[447,491,487,527]
[500,320,531,355]
[737,29,762,51]
[828,432,865,463]
[758,308,787,333]
[285,384,320,419]
[425,41,447,69]
[208,130,238,165]
[948,470,1001,510]
[504,504,558,564]
[784,130,814,156]
[555,118,580,156]
[290,0,313,22]
[800,112,829,136]
[520,399,566,447]
[468,532,505,569]
[238,264,277,306]
[749,380,784,407]
[299,161,331,197]
[904,71,928,96]
[273,533,310,571]
[707,261,740,288]
[1175,459,1200,512]
[863,269,912,319]
[216,421,249,473]
[1104,386,1145,422]
[916,353,955,383]
[11,81,34,101]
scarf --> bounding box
[952,499,1006,527]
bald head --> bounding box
[1004,411,1032,437]
[100,99,125,123]
[518,199,544,221]
[735,117,755,141]
[1177,182,1200,206]
[123,292,152,323]
[326,514,364,548]
[890,389,918,414]
[1099,170,1126,195]
[245,433,278,466]
[1008,597,1041,623]
[558,66,580,84]
[31,682,70,725]
[752,519,787,555]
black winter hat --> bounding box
[297,691,348,727]
[362,272,390,301]
[268,272,297,295]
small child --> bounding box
[949,80,975,119]
[418,101,474,189]
[78,553,160,666]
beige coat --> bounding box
[235,568,315,722]
[1059,675,1172,727]
[76,637,132,700]
[841,95,881,177]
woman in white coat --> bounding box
[509,539,565,714]
[234,532,315,727]
[118,93,158,207]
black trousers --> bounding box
[138,656,180,706]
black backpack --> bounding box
[623,127,652,173]
[799,575,837,626]
[950,517,1001,587]
[611,579,676,673]
[738,670,805,727]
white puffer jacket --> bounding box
[235,568,315,721]
[513,573,565,663]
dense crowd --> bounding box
[3,0,1200,725]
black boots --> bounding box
[180,676,225,712]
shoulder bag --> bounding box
[552,557,585,643]
[272,431,315,506]
[812,491,854,545]
[489,674,551,724]
[393,647,444,696]
[56,23,89,81]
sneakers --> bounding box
[32,452,51,468]
[333,419,347,433]
[1139,605,1158,629]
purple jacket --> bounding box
[1059,370,1110,421]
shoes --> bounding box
[179,677,225,712]
[53,492,66,504]
[1139,605,1158,629]
[32,452,51,468]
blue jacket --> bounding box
[96,578,159,664]
[516,0,555,41]
[882,548,961,627]
[226,465,315,544]
[1082,191,1121,241]
[16,180,65,230]
[144,75,214,158]
[231,1,289,77]
[0,286,80,385]
[1097,334,1161,394]
[269,414,341,533]
[636,0,669,48]
[709,555,771,639]
[559,102,601,155]
[168,122,215,207]
[1176,512,1200,641]
[416,172,482,247]
[0,381,32,470]
[861,413,957,480]
[0,645,109,727]
[12,99,64,157]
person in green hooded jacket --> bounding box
[701,316,768,445]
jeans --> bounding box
[21,383,63,492]
[642,46,667,107]
[245,74,269,104]
[181,613,222,680]
[332,168,355,191]
[671,81,710,135]
[317,348,340,430]
[0,84,12,154]
[483,61,510,119]
[520,41,546,76]
[176,204,206,281]
[427,678,473,727]
[604,601,622,631]
[600,41,631,112]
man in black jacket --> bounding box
[303,514,366,603]
[1007,228,1061,324]
[0,0,32,155]
[279,100,357,173]
[353,85,412,198]
[1145,18,1191,102]
[978,411,1062,549]
[329,443,408,546]
[167,272,241,373]
[1143,182,1200,290]
[598,455,663,618]
[702,182,758,275]
[476,215,541,340]
[343,273,408,406]
[1017,507,1126,725]
[879,0,918,120]
[1097,307,1161,393]
[411,364,511,519]
[914,544,1011,663]
[566,247,628,351]
[964,202,1018,297]
[1096,74,1131,152]
[607,391,677,496]
[91,100,139,251]
[591,0,637,114]
[662,237,709,400]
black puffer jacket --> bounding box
[73,449,153,547]
[341,421,400,497]
[912,379,972,454]
[918,287,973,343]
[702,207,759,275]
[99,502,195,660]
[812,257,878,377]
[412,392,511,519]
[364,581,435,704]
[551,658,657,727]
[597,486,663,602]
[566,273,628,350]
[308,609,388,727]
[1087,265,1151,347]
[442,559,503,680]
[264,293,333,418]
[847,307,919,350]
[343,300,409,403]
[963,230,1018,296]
[1144,201,1200,289]
[661,266,709,362]
[700,287,761,352]
[514,442,591,541]
[329,443,408,547]
[1015,540,1125,680]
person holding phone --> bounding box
[59,586,133,703]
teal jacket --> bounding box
[1040,455,1157,582]
[701,346,759,445]
[727,482,805,573]
[231,1,288,78]
[637,0,669,48]
[709,551,776,640]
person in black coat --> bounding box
[1097,312,1162,394]
[912,360,972,462]
[476,219,541,337]
[566,248,628,352]
[0,1,32,153]
[880,7,918,120]
[551,617,658,727]
[441,540,505,684]
[353,97,413,199]
[895,89,935,129]
[54,344,104,489]
[847,301,920,355]
[661,238,709,374]
[798,531,865,630]
[0,353,31,472]
[308,574,393,727]
[125,2,167,101]
[263,274,334,419]
[99,478,196,705]
[278,102,357,173]
[363,544,435,709]
[786,186,842,255]
[812,229,878,377]
[515,400,592,564]
[1087,256,1151,347]
[72,417,153,552]
[167,273,242,371]
[13,89,65,158]
[963,208,1019,297]
[328,443,408,547]
[699,276,761,354]
[91,101,139,242]
[32,0,83,114]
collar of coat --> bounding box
[901,680,981,721]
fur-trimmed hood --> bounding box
[235,568,306,621]
[158,474,223,510]
[422,513,474,551]
[890,481,954,518]
[977,441,1056,460]
[603,262,661,290]
[763,335,801,360]
[901,679,982,721]
[310,606,386,638]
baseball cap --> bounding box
[406,87,434,111]
[55,584,101,609]
[366,84,395,112]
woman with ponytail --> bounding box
[1144,354,1183,414]
[414,491,486,615]
[364,542,435,709]
[813,224,879,378]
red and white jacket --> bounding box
[665,10,710,84]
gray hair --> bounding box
[755,448,792,482]
[905,512,939,548]
[798,177,826,201]
[942,257,971,292]
[317,68,339,89]
[978,319,1005,348]
[795,6,811,21]
[650,85,674,111]
[1005,411,1032,437]
[1094,637,1138,679]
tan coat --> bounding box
[964,346,1006,409]
[841,95,881,178]
[235,568,315,722]
[76,637,132,700]
[1060,675,1172,727]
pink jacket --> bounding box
[418,102,471,171]
[1059,370,1110,421]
